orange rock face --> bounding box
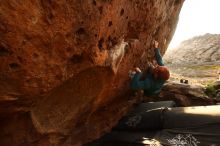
[0,0,184,145]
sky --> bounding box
[168,0,220,49]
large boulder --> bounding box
[159,81,216,106]
[0,0,184,145]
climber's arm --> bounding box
[155,48,164,66]
[153,41,164,66]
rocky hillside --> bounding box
[164,33,220,65]
[164,33,220,85]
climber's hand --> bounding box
[135,67,142,73]
[153,40,159,48]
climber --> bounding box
[129,40,170,96]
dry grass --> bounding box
[167,64,220,86]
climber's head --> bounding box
[153,66,170,81]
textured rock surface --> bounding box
[164,33,220,65]
[0,0,184,145]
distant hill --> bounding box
[164,33,220,65]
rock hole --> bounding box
[70,54,83,64]
[120,9,124,16]
[9,63,20,69]
[95,34,98,37]
[174,0,181,5]
[112,36,118,46]
[17,56,23,63]
[66,33,71,38]
[98,6,103,14]
[126,16,129,19]
[98,38,104,50]
[33,53,39,58]
[108,21,113,27]
[55,74,62,80]
[0,46,10,56]
[107,36,118,49]
[48,0,52,5]
[66,47,72,53]
[46,13,54,24]
[108,36,112,41]
[93,0,96,5]
[0,23,6,32]
[75,27,85,35]
[103,0,112,3]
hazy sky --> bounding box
[168,0,220,49]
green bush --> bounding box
[205,81,220,97]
